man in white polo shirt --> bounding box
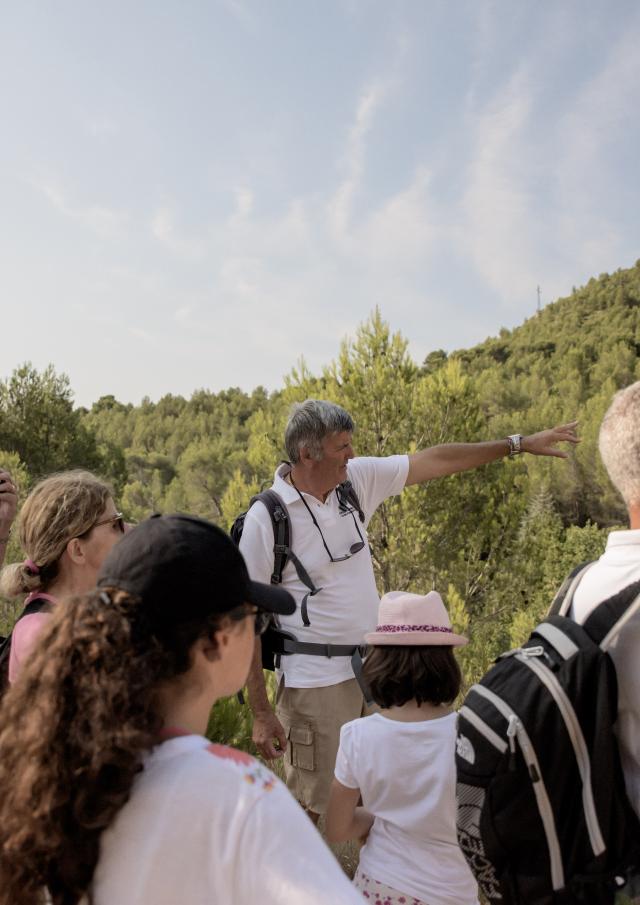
[240,399,579,821]
[571,382,640,826]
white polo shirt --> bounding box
[570,529,640,818]
[239,455,409,688]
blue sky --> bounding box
[2,0,639,406]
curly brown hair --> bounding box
[0,586,227,905]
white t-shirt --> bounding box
[239,455,409,688]
[92,734,364,905]
[570,529,640,818]
[335,712,479,905]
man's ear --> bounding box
[65,537,86,566]
[299,445,314,465]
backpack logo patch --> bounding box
[456,734,475,764]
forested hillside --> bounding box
[2,259,640,711]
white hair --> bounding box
[599,380,640,507]
[284,400,354,464]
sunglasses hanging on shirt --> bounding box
[289,474,365,563]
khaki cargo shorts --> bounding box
[275,676,372,815]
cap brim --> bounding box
[246,580,296,616]
[364,630,468,647]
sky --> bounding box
[2,0,639,407]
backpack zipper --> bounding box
[515,653,606,857]
[470,684,565,891]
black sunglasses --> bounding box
[227,606,272,636]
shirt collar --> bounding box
[273,463,302,505]
[605,528,640,548]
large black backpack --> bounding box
[455,567,640,905]
[231,480,365,670]
[0,596,52,694]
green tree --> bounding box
[0,364,103,480]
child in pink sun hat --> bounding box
[326,590,479,905]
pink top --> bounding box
[8,592,58,684]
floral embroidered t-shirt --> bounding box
[92,733,363,905]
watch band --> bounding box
[506,434,523,457]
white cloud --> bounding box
[460,67,537,302]
[30,177,127,238]
[174,305,193,322]
[220,0,257,30]
[233,187,254,218]
[553,23,640,265]
[328,83,387,239]
[150,206,206,258]
[87,116,119,138]
[128,326,157,345]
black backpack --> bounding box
[0,596,52,694]
[455,566,640,905]
[230,480,365,670]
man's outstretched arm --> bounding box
[406,421,580,486]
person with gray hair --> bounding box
[570,381,640,828]
[240,398,579,823]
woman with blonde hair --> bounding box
[0,470,124,684]
[0,514,366,905]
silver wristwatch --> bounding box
[506,434,523,457]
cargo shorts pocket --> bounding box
[287,725,315,772]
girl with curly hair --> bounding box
[326,590,479,905]
[0,514,366,905]
[0,470,124,684]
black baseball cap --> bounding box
[97,513,295,632]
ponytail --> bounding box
[0,586,222,905]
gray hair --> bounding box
[285,400,354,463]
[599,380,640,507]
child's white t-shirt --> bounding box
[335,711,479,905]
[91,734,364,905]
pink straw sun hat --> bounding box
[364,590,468,647]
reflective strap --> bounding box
[458,705,507,753]
[516,654,605,857]
[556,563,595,617]
[534,623,579,660]
[601,591,640,652]
[469,684,565,891]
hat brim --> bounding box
[364,630,468,647]
[246,579,296,616]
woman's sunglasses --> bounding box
[227,605,272,636]
[77,512,126,539]
[92,513,126,534]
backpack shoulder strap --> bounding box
[337,480,365,523]
[0,596,52,687]
[21,597,52,618]
[582,578,640,650]
[251,490,290,585]
[250,489,321,626]
[547,561,595,617]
